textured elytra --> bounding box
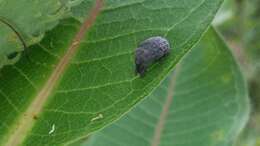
[135,36,170,76]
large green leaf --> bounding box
[0,0,85,68]
[0,0,223,145]
[79,28,250,146]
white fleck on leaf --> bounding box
[48,124,55,135]
[91,114,103,122]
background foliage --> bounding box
[214,0,260,145]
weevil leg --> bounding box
[136,64,147,77]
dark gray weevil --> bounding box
[135,36,170,76]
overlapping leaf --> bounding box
[0,0,85,68]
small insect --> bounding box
[135,36,170,76]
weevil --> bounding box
[135,36,170,76]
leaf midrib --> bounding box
[150,66,180,146]
[4,0,104,145]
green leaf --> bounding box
[79,28,250,146]
[0,0,85,68]
[0,21,23,68]
[0,0,223,145]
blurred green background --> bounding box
[214,0,260,145]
